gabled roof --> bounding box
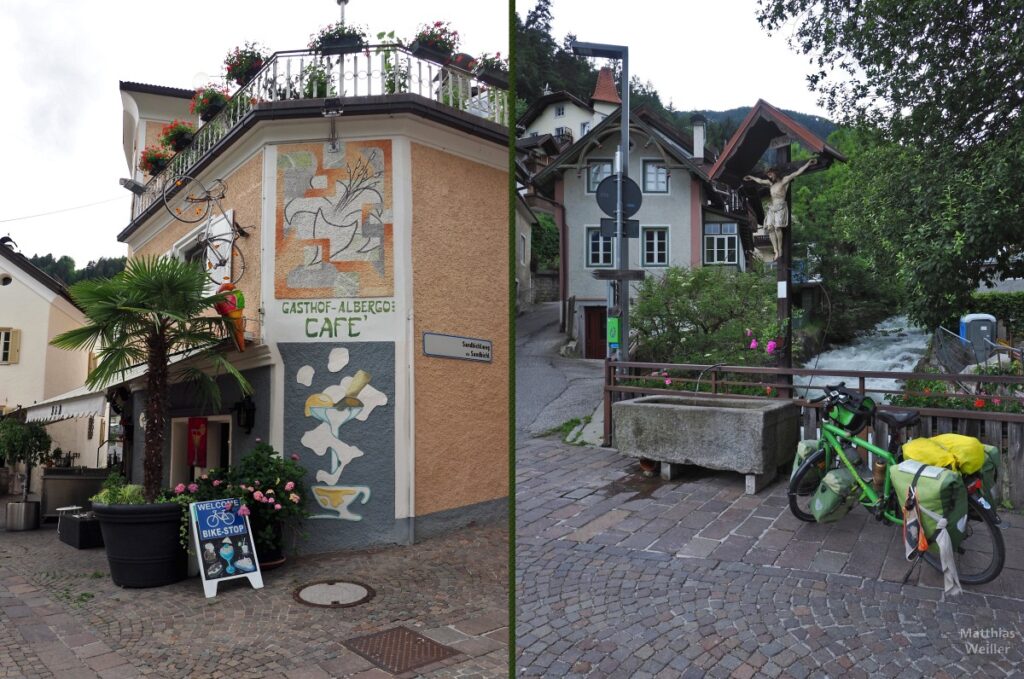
[516,133,562,157]
[119,81,194,99]
[0,244,77,306]
[531,105,708,190]
[591,67,620,105]
[710,99,846,186]
[517,90,593,130]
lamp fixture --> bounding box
[119,178,147,196]
[234,395,256,434]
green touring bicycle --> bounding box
[787,383,1005,585]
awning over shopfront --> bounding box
[25,385,107,423]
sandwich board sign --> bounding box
[190,498,263,598]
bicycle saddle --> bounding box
[877,410,920,429]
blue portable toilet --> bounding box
[960,313,996,364]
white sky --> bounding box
[518,0,827,116]
[0,0,509,265]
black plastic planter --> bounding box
[319,36,366,56]
[170,132,194,152]
[409,40,452,65]
[474,66,508,89]
[199,101,225,122]
[92,502,187,588]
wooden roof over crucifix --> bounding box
[709,99,846,187]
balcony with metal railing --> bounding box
[131,45,510,221]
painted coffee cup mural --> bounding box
[280,342,396,550]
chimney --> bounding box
[690,113,706,161]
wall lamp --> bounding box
[119,178,147,196]
[234,395,256,434]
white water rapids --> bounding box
[794,315,932,399]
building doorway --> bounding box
[583,306,607,359]
[169,416,231,487]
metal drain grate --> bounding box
[293,580,375,608]
[343,626,460,674]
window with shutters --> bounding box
[0,328,20,364]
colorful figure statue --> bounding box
[214,281,246,352]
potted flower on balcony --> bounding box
[0,418,51,531]
[158,120,196,153]
[138,145,173,175]
[474,52,508,89]
[409,21,460,64]
[190,84,230,122]
[51,256,252,588]
[310,21,368,56]
[224,42,268,88]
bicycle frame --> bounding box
[819,421,903,524]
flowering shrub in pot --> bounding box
[226,442,307,564]
[224,42,268,87]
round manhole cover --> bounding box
[294,580,376,608]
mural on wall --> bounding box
[275,141,394,299]
[280,343,394,534]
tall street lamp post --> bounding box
[571,41,630,362]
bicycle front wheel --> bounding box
[922,496,1005,585]
[788,448,828,522]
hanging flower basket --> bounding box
[139,145,172,175]
[224,42,268,88]
[410,21,459,64]
[474,52,508,89]
[191,84,230,122]
[159,120,196,152]
[310,22,368,56]
[410,40,452,64]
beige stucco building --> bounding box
[91,44,510,551]
[0,246,109,493]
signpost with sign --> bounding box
[190,498,263,598]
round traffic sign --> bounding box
[596,175,643,218]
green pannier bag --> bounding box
[811,468,860,523]
[980,444,1000,506]
[791,440,820,480]
[889,459,968,551]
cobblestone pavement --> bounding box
[516,437,1024,677]
[0,507,508,679]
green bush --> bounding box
[631,264,781,365]
[90,472,146,505]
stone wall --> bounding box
[533,270,559,303]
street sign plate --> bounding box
[591,269,647,281]
[595,175,643,218]
[599,218,639,238]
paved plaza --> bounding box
[516,437,1024,677]
[0,506,508,679]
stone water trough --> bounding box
[612,395,801,494]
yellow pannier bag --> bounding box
[902,433,985,474]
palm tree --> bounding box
[52,256,250,502]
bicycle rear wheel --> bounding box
[202,237,245,286]
[922,496,1004,585]
[163,175,212,223]
[788,448,828,522]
